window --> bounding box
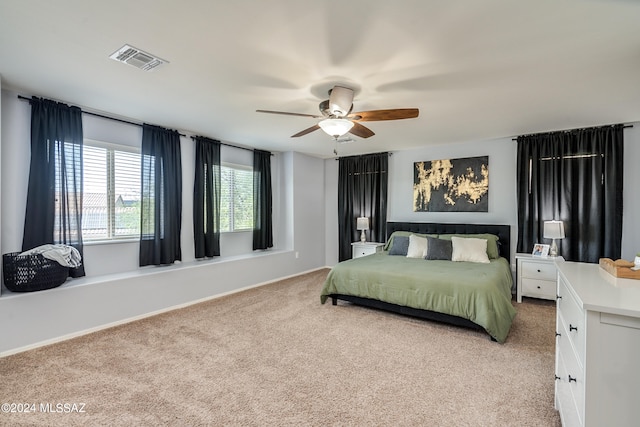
[516,126,624,262]
[220,163,253,232]
[83,141,141,241]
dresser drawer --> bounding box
[557,319,584,425]
[355,246,377,257]
[521,261,557,281]
[557,276,586,365]
[521,278,556,300]
[351,243,383,259]
[555,262,640,427]
[556,344,582,427]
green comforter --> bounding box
[321,253,516,342]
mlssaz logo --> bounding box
[39,403,86,413]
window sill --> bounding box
[84,238,139,246]
[0,248,289,299]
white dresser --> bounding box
[555,262,640,427]
[351,242,384,259]
[516,253,563,302]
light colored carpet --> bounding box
[0,269,561,426]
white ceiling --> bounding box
[2,0,640,159]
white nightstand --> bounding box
[515,253,564,303]
[351,242,384,259]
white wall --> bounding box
[622,125,640,260]
[324,139,518,267]
[324,129,640,267]
[291,151,326,268]
[0,88,29,261]
[0,88,292,276]
[0,88,327,355]
[388,138,518,265]
[324,159,339,267]
[386,139,516,225]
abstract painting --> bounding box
[413,156,489,212]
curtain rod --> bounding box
[18,95,187,137]
[511,124,633,141]
[189,135,269,155]
[17,94,269,154]
[334,152,393,160]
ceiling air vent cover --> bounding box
[109,44,168,72]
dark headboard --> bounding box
[386,222,511,262]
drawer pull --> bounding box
[536,285,541,289]
[555,332,561,337]
[537,269,541,272]
[568,375,577,383]
[555,375,561,381]
[569,324,578,332]
[556,295,562,300]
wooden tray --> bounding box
[599,258,640,279]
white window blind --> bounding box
[83,142,141,241]
[220,164,253,232]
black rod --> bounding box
[19,94,273,155]
[511,124,633,141]
[335,152,392,160]
[189,135,266,154]
[18,95,186,137]
[18,95,276,155]
[18,94,272,154]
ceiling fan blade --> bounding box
[348,108,419,122]
[329,86,354,116]
[256,109,321,119]
[291,124,320,138]
[349,122,375,139]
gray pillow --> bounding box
[425,237,452,260]
[388,236,410,256]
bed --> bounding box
[320,222,517,342]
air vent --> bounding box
[109,44,168,72]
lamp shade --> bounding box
[356,217,369,231]
[543,220,565,239]
[318,118,354,137]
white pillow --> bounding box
[451,236,490,263]
[406,234,429,258]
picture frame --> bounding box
[413,156,489,212]
[532,243,550,257]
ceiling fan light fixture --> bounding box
[318,118,354,137]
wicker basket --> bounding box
[2,252,69,292]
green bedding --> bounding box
[320,253,516,342]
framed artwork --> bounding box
[532,244,550,257]
[413,156,489,212]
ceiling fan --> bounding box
[256,85,419,139]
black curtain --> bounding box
[23,97,85,277]
[253,149,273,250]
[193,136,221,258]
[338,152,388,261]
[516,125,624,263]
[139,124,183,266]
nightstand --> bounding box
[351,242,384,259]
[515,253,564,303]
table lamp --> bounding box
[356,217,369,243]
[544,220,565,257]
